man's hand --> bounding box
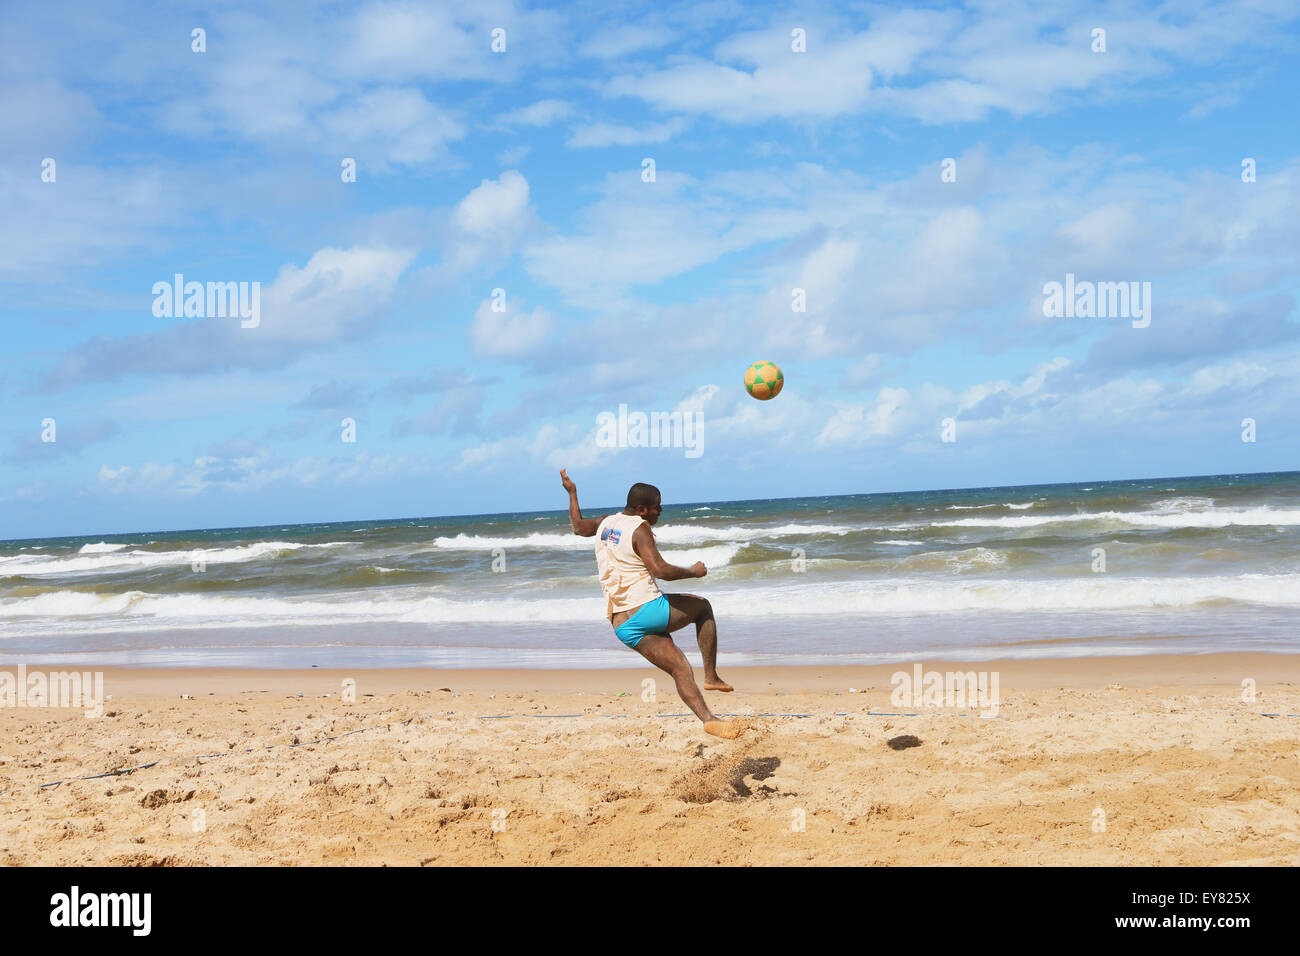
[632,525,707,580]
[563,468,602,536]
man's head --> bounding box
[625,482,662,524]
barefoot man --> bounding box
[560,469,745,739]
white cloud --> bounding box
[1060,201,1144,256]
[470,297,552,358]
[436,169,537,278]
[319,87,465,168]
[817,387,909,444]
[606,5,1297,125]
[1185,360,1272,395]
[957,358,1070,414]
[579,23,675,60]
[454,169,531,235]
[38,245,415,388]
[97,461,177,492]
[141,1,563,169]
[261,246,417,344]
[530,422,606,470]
[456,437,521,471]
[497,98,573,126]
[566,117,689,148]
[498,144,530,165]
[1016,358,1072,397]
[674,384,720,415]
[607,25,890,122]
[97,448,432,496]
[343,2,500,81]
[522,168,800,300]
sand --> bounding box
[1,654,1298,866]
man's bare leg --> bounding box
[633,633,744,739]
[664,593,732,692]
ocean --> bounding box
[1,471,1297,668]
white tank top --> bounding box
[593,512,663,621]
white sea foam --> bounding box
[432,523,856,550]
[433,532,594,551]
[79,542,129,553]
[1151,496,1215,511]
[659,543,742,568]
[0,541,349,577]
[5,572,1298,633]
[942,547,1008,571]
[876,539,923,546]
[930,507,1300,530]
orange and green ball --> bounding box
[744,361,784,400]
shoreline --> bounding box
[5,652,1298,697]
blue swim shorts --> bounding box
[613,595,671,648]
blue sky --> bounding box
[2,0,1298,540]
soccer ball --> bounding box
[744,361,784,401]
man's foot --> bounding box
[703,675,733,692]
[703,719,746,739]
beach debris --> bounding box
[887,734,922,751]
[849,687,858,693]
[308,765,339,786]
[179,694,194,700]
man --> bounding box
[560,468,745,740]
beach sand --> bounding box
[2,654,1298,866]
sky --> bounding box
[1,0,1298,540]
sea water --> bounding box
[1,471,1297,668]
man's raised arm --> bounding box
[560,468,602,537]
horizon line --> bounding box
[2,468,1295,547]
